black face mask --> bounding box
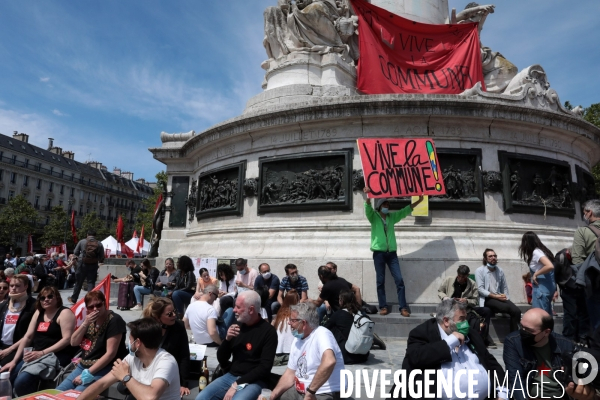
[520,328,540,347]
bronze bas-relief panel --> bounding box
[195,161,246,220]
[257,150,353,214]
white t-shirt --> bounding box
[288,326,344,395]
[275,318,294,354]
[236,268,258,293]
[1,310,20,346]
[184,300,218,345]
[124,349,180,400]
[529,248,546,273]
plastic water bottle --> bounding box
[0,371,12,400]
[162,286,168,297]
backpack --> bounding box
[82,238,99,264]
[553,248,576,288]
[587,225,600,265]
[345,311,374,355]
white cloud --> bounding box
[39,77,50,83]
[52,109,67,117]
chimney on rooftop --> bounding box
[122,171,134,180]
[12,132,29,143]
[63,151,75,160]
[113,168,121,176]
[49,147,63,155]
[48,138,54,150]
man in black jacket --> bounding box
[393,299,506,399]
[68,230,105,304]
[197,290,277,400]
[0,275,37,366]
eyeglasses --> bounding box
[39,294,54,301]
[86,303,103,311]
[289,318,304,324]
[165,311,176,317]
[210,292,218,298]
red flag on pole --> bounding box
[152,194,163,229]
[27,235,33,254]
[132,230,138,239]
[136,225,145,253]
[350,0,485,94]
[71,211,78,244]
[116,215,124,244]
[71,274,111,329]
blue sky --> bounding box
[0,1,598,182]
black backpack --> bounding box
[587,225,600,265]
[82,238,99,264]
[554,248,576,289]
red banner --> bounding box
[71,210,78,244]
[351,0,484,94]
[71,274,111,329]
[27,235,32,254]
[136,225,145,253]
[105,249,111,258]
[357,138,446,198]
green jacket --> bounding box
[572,220,600,264]
[437,276,479,308]
[365,201,412,252]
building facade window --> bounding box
[60,185,64,195]
[36,179,42,189]
[23,176,28,187]
[8,190,15,200]
[70,187,75,197]
[11,155,16,165]
[24,159,29,168]
[49,182,53,192]
[9,172,16,184]
[34,196,40,208]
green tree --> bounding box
[0,195,39,247]
[77,212,110,242]
[136,171,167,241]
[39,206,72,248]
[583,103,600,194]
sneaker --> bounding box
[67,297,76,304]
[379,308,390,316]
[131,304,143,311]
[400,308,411,317]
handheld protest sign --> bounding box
[357,138,446,198]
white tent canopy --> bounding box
[125,237,150,255]
[101,236,119,255]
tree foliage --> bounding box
[39,206,71,248]
[0,195,39,246]
[583,103,600,194]
[136,171,167,241]
[77,212,110,242]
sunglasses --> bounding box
[39,294,54,301]
[165,311,176,317]
[86,303,103,311]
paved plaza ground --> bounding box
[57,288,507,400]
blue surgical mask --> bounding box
[239,269,247,275]
[127,338,138,357]
[292,328,304,340]
[486,263,496,270]
[381,207,389,214]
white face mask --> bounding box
[262,272,272,280]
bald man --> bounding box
[503,308,580,400]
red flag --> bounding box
[116,215,124,244]
[71,274,111,329]
[136,225,145,253]
[121,243,134,258]
[132,230,138,239]
[152,194,163,229]
[351,0,485,94]
[27,235,33,254]
[71,211,78,244]
[61,243,67,255]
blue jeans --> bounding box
[373,251,408,311]
[12,360,40,396]
[195,372,267,400]
[317,303,327,323]
[586,290,600,331]
[218,308,236,340]
[531,273,555,315]
[133,285,152,304]
[172,290,194,315]
[56,363,112,392]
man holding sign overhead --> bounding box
[363,187,423,317]
[358,137,445,317]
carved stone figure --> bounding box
[454,3,518,94]
[149,191,166,258]
[263,0,358,66]
[510,170,521,200]
[482,171,503,192]
[185,180,197,222]
[352,169,365,192]
[243,178,258,197]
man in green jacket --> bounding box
[363,187,423,316]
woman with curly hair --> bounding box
[214,263,237,317]
[171,256,197,317]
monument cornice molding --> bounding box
[149,96,600,162]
